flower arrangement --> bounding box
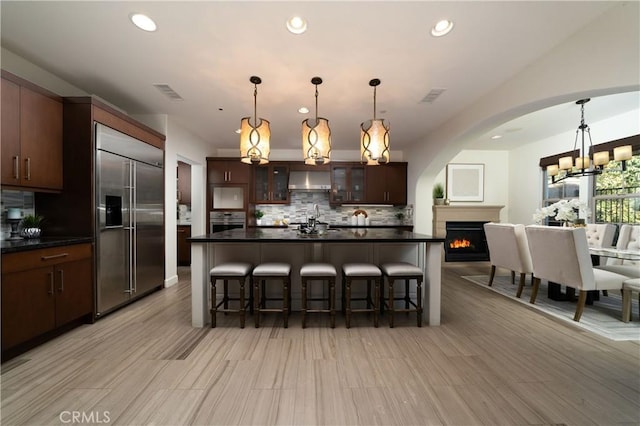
[533,199,591,225]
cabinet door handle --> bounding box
[58,269,64,293]
[25,158,31,181]
[41,253,69,261]
[228,171,232,182]
[48,272,54,295]
[13,156,20,179]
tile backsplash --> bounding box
[254,192,412,225]
[1,190,36,239]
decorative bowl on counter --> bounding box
[21,227,41,239]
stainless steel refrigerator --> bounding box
[95,123,164,317]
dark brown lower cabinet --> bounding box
[1,243,93,356]
[177,225,191,266]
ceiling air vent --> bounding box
[153,84,184,101]
[420,88,446,104]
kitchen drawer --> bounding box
[2,243,92,274]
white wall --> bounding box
[405,2,640,234]
[162,118,215,287]
[433,151,510,223]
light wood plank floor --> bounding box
[2,263,639,425]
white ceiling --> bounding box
[1,1,637,153]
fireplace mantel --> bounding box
[432,205,504,238]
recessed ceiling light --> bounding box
[235,129,241,134]
[491,135,502,140]
[298,107,309,114]
[131,13,157,32]
[286,16,307,34]
[431,19,453,37]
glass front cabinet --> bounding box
[253,164,290,204]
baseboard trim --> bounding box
[165,274,179,288]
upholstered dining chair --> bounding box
[585,223,616,251]
[484,223,533,298]
[525,225,630,322]
[596,224,640,279]
[585,223,617,296]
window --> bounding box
[542,173,581,226]
[594,154,640,225]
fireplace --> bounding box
[445,221,490,262]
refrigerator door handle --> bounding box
[123,159,135,294]
[132,161,137,294]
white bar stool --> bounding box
[300,263,337,328]
[380,262,423,327]
[253,262,292,328]
[341,263,381,328]
[209,262,253,328]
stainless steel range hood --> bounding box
[288,170,331,191]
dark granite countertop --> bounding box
[189,227,443,243]
[251,224,413,229]
[1,236,94,254]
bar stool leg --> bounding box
[405,279,410,311]
[330,277,336,328]
[283,276,290,328]
[210,277,217,328]
[254,278,261,328]
[417,278,423,327]
[223,280,229,311]
[346,277,352,329]
[301,277,308,329]
[388,277,395,328]
[366,280,372,309]
[239,277,246,329]
[374,277,380,328]
[341,272,346,315]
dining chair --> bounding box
[525,225,630,322]
[483,223,533,298]
[585,223,616,252]
[596,224,640,279]
[585,223,617,296]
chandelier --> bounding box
[360,78,390,165]
[240,76,270,165]
[547,98,632,183]
[302,77,331,165]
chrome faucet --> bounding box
[313,203,320,221]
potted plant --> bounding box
[433,183,445,205]
[254,209,264,226]
[395,212,405,224]
[20,214,44,239]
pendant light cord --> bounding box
[253,84,258,126]
[373,85,377,120]
[315,84,319,122]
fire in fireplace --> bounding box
[445,221,490,262]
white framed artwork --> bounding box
[446,163,485,202]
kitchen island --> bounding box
[189,228,445,327]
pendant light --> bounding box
[360,78,390,165]
[302,77,331,165]
[240,76,270,164]
[552,98,607,182]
